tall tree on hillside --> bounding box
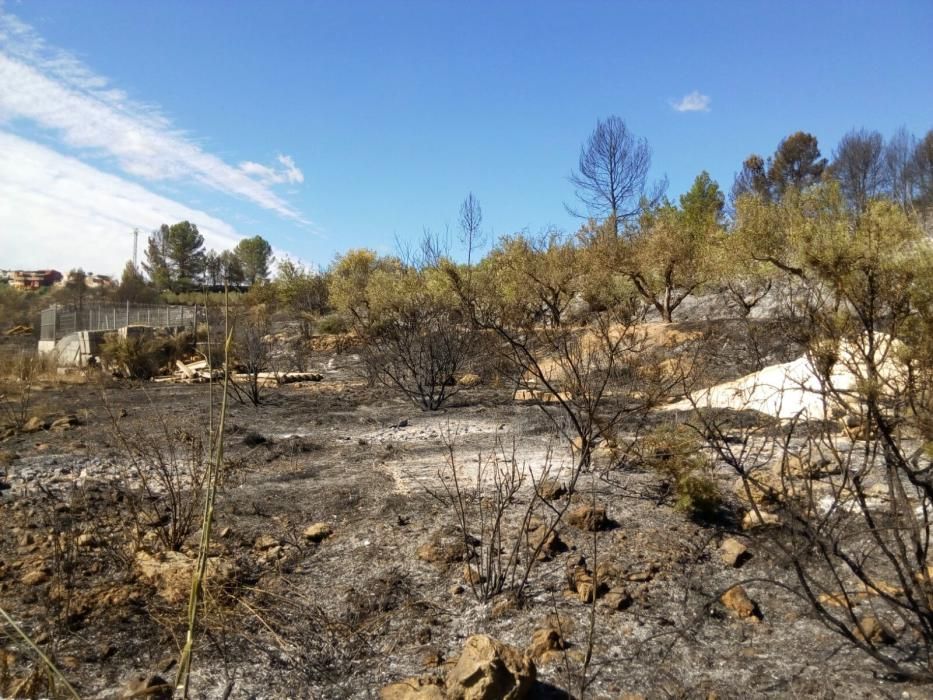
[143,221,206,292]
[884,127,919,211]
[680,170,725,228]
[165,221,206,290]
[235,235,274,286]
[569,115,664,236]
[143,226,172,291]
[458,193,485,268]
[731,154,772,203]
[732,131,827,204]
[830,128,887,213]
[63,268,88,311]
[913,129,933,210]
[767,131,827,197]
[115,261,158,303]
[220,250,245,287]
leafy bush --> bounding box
[641,423,722,518]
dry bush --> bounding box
[431,436,566,602]
[231,306,273,406]
[109,413,210,551]
[100,329,195,379]
[0,352,49,429]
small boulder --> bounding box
[721,585,761,621]
[527,627,566,663]
[741,510,780,530]
[417,527,476,564]
[253,534,279,551]
[120,674,172,700]
[601,589,634,611]
[379,677,446,700]
[853,615,895,645]
[21,416,47,433]
[446,634,536,700]
[135,550,235,605]
[49,415,80,431]
[719,538,750,568]
[536,479,566,501]
[458,373,482,387]
[529,528,566,561]
[567,504,609,531]
[303,523,333,543]
[21,569,50,586]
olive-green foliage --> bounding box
[478,232,580,327]
[328,249,403,325]
[641,424,721,518]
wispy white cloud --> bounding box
[670,90,711,113]
[0,8,308,223]
[239,155,305,185]
[0,130,247,275]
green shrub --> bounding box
[640,423,722,518]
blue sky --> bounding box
[1,0,931,275]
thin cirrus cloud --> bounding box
[0,131,247,275]
[670,90,711,113]
[0,7,308,223]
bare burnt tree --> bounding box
[569,115,665,236]
[830,128,888,213]
[231,306,272,406]
[365,310,475,411]
[458,192,486,269]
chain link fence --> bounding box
[39,303,200,342]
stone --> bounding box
[379,677,446,700]
[601,589,634,611]
[566,504,609,531]
[463,565,485,585]
[77,533,99,548]
[21,416,46,433]
[536,479,565,501]
[733,471,786,508]
[49,415,80,431]
[527,627,566,662]
[853,615,895,645]
[458,373,482,387]
[529,528,565,561]
[782,453,841,479]
[21,569,50,586]
[446,634,536,700]
[303,522,333,543]
[721,585,761,621]
[135,550,235,605]
[417,528,475,564]
[120,674,172,700]
[719,538,750,568]
[741,510,780,530]
[253,534,279,550]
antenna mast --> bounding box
[132,228,139,270]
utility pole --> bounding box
[132,228,139,270]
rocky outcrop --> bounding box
[446,634,536,700]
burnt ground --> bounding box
[0,326,930,699]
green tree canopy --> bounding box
[235,235,274,286]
